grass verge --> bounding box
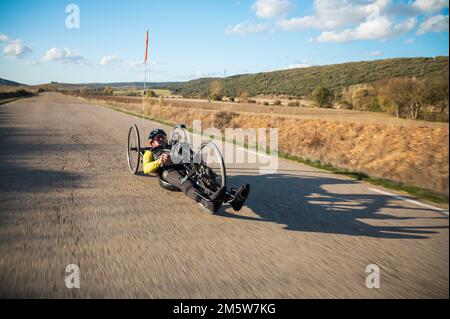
[0,96,31,105]
[279,152,449,205]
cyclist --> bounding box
[143,128,250,213]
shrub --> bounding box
[211,94,222,101]
[366,97,382,112]
[0,89,34,99]
[311,86,333,108]
[377,78,430,119]
[263,101,269,105]
[103,86,114,96]
[287,101,300,107]
[248,99,256,103]
[126,91,139,96]
[336,99,352,110]
[147,90,157,97]
[273,100,282,106]
[342,84,376,111]
[213,111,238,128]
[238,91,249,103]
[210,80,223,101]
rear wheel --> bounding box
[197,141,226,195]
[127,124,141,174]
[170,124,189,145]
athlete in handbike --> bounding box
[143,128,250,213]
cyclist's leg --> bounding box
[229,184,250,211]
[162,169,198,201]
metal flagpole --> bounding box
[142,30,148,135]
[142,31,148,197]
[143,60,147,134]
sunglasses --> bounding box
[153,134,166,141]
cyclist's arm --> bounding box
[143,150,161,174]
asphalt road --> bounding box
[0,92,448,298]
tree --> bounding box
[238,91,249,103]
[378,78,427,120]
[425,77,449,114]
[103,86,114,96]
[146,90,157,98]
[311,86,332,108]
[342,83,376,111]
[80,87,89,95]
[210,80,223,101]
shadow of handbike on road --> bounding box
[216,172,448,239]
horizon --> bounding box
[1,0,449,85]
[2,55,448,87]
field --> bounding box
[111,88,174,97]
[86,95,447,128]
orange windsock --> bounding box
[144,30,149,63]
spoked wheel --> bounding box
[196,141,226,195]
[127,124,141,174]
[170,124,189,145]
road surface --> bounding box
[0,92,448,298]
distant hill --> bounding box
[0,78,23,86]
[167,56,449,98]
[51,81,181,89]
[83,82,182,88]
[26,56,450,98]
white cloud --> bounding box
[42,47,86,64]
[416,14,449,35]
[195,70,207,77]
[0,33,10,42]
[413,0,449,14]
[128,61,145,71]
[0,33,33,58]
[404,37,415,44]
[252,0,293,19]
[229,0,447,41]
[3,40,33,58]
[365,50,383,56]
[225,22,271,34]
[128,60,156,71]
[100,54,122,65]
[279,0,391,31]
[316,16,416,42]
[283,61,312,69]
[278,16,321,31]
[276,0,447,42]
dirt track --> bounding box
[0,92,448,298]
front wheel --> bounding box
[127,124,141,174]
[197,141,226,194]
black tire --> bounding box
[127,124,141,174]
[198,141,226,192]
[158,175,181,192]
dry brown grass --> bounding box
[84,95,449,195]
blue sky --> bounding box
[0,0,448,85]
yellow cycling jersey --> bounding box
[143,150,161,174]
